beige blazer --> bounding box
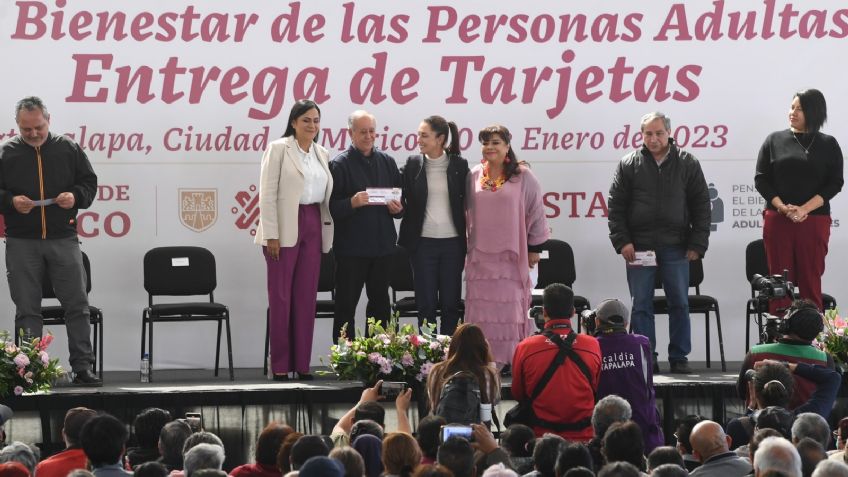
[254,136,333,252]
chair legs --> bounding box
[224,312,234,381]
[713,305,726,372]
[214,319,222,377]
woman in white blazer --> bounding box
[255,99,333,381]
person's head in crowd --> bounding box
[353,402,386,429]
[0,405,13,447]
[255,422,294,468]
[562,467,594,477]
[183,443,224,477]
[650,463,689,477]
[412,464,456,477]
[382,433,422,477]
[647,446,684,472]
[602,421,645,472]
[350,419,384,443]
[812,459,848,477]
[597,461,641,477]
[753,362,794,409]
[80,414,129,468]
[754,436,802,477]
[689,420,731,464]
[348,110,377,156]
[0,461,28,477]
[133,408,172,451]
[443,324,495,396]
[352,434,383,477]
[543,284,575,321]
[795,438,826,477]
[416,415,446,462]
[532,434,567,477]
[276,432,304,474]
[481,462,519,477]
[593,299,630,335]
[592,395,632,441]
[783,300,825,343]
[191,470,227,477]
[750,429,784,463]
[68,469,95,477]
[289,435,329,471]
[674,415,704,456]
[791,413,830,449]
[835,417,848,450]
[159,420,193,470]
[133,461,169,477]
[298,456,344,477]
[757,407,794,440]
[328,447,365,477]
[0,443,37,476]
[182,431,224,456]
[437,436,475,477]
[554,442,592,477]
[62,407,97,448]
[477,124,521,181]
[500,424,534,458]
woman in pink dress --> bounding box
[464,125,550,370]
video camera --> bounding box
[750,270,796,343]
[580,309,597,335]
[528,306,545,332]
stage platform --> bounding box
[2,362,748,467]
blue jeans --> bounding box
[626,246,691,363]
[411,237,465,336]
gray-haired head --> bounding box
[640,112,671,132]
[0,441,39,476]
[183,443,225,477]
[182,431,224,454]
[753,436,801,477]
[791,413,830,448]
[592,395,632,437]
[348,110,375,129]
[15,96,50,121]
[812,459,848,477]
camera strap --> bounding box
[525,330,594,432]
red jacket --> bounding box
[35,448,88,477]
[512,320,601,441]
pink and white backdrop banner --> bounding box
[1,0,847,370]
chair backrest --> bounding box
[43,251,92,298]
[535,239,576,288]
[746,239,769,280]
[652,258,704,290]
[317,250,335,293]
[143,246,216,297]
[390,246,414,293]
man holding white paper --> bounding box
[607,112,711,374]
[0,96,100,386]
[329,110,403,342]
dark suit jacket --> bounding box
[398,154,469,252]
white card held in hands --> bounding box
[630,250,657,267]
[366,187,401,204]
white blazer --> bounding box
[254,136,333,252]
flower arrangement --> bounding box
[326,315,450,385]
[816,308,848,367]
[0,331,64,397]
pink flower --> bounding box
[378,358,393,375]
[13,386,23,396]
[401,352,414,367]
[4,342,16,354]
[420,361,435,377]
[838,328,845,337]
[409,335,421,346]
[14,354,29,368]
[38,334,54,350]
[39,351,49,365]
[368,352,382,363]
[17,367,25,377]
[429,342,441,350]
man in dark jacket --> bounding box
[329,110,402,342]
[608,111,711,374]
[0,96,100,386]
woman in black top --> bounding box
[755,89,844,312]
[398,116,469,335]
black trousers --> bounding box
[411,237,465,335]
[333,255,393,342]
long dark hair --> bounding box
[282,99,321,141]
[422,115,461,155]
[443,323,495,403]
[478,124,524,180]
[794,89,827,134]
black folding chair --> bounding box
[141,246,234,381]
[531,239,591,328]
[41,251,104,378]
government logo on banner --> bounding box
[232,185,259,236]
[179,189,217,232]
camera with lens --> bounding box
[751,270,796,302]
[528,306,545,332]
[580,309,597,335]
[760,313,790,344]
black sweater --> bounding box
[755,129,844,215]
[0,133,97,239]
[329,145,401,257]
